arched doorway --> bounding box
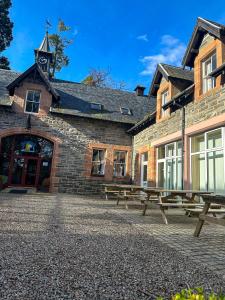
[0,134,54,191]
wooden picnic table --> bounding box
[142,188,212,224]
[102,184,145,209]
[194,194,225,237]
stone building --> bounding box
[0,32,155,193]
[130,17,225,194]
[1,17,225,195]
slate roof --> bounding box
[0,69,19,106]
[0,68,155,124]
[149,63,194,96]
[160,64,194,82]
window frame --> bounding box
[24,90,41,114]
[190,127,225,192]
[156,141,182,189]
[161,90,169,118]
[113,150,127,177]
[91,148,106,177]
[201,51,217,94]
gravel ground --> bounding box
[0,193,224,300]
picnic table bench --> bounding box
[142,189,212,224]
[194,194,225,237]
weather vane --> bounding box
[45,19,52,32]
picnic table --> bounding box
[194,194,225,237]
[103,184,145,209]
[142,188,213,225]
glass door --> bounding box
[25,159,38,186]
[11,157,25,185]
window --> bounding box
[120,107,131,115]
[157,141,182,189]
[161,90,169,117]
[191,128,224,193]
[91,149,105,176]
[113,151,127,177]
[202,52,217,93]
[25,90,41,114]
[90,102,102,110]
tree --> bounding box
[0,0,13,69]
[0,56,10,70]
[82,68,127,90]
[49,20,73,77]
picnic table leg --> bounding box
[159,204,168,225]
[105,187,108,201]
[142,193,150,216]
[116,191,121,206]
[194,202,210,237]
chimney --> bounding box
[134,85,145,96]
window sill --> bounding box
[91,174,105,177]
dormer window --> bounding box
[25,90,41,114]
[161,90,169,117]
[90,102,102,110]
[202,52,217,93]
[120,107,131,115]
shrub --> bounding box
[157,288,225,300]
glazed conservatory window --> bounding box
[191,128,224,193]
[202,52,216,94]
[91,149,105,176]
[113,151,127,177]
[25,90,41,113]
[161,90,169,117]
[157,141,182,189]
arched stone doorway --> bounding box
[0,134,54,191]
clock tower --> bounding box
[34,32,53,77]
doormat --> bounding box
[9,189,28,194]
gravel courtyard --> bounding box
[0,193,224,300]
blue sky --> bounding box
[4,0,225,91]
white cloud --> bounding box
[137,34,149,42]
[73,29,79,36]
[140,34,186,75]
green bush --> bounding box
[157,288,225,300]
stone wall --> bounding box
[133,85,225,185]
[0,107,132,194]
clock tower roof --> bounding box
[37,31,51,53]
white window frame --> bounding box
[24,90,41,114]
[91,149,106,176]
[161,90,169,117]
[141,152,148,187]
[190,127,225,192]
[156,141,182,189]
[202,52,216,94]
[113,150,127,177]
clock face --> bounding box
[38,56,47,64]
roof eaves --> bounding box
[182,17,225,68]
[50,107,137,125]
[127,111,156,134]
[162,84,194,110]
[6,63,59,100]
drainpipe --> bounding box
[174,99,186,190]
